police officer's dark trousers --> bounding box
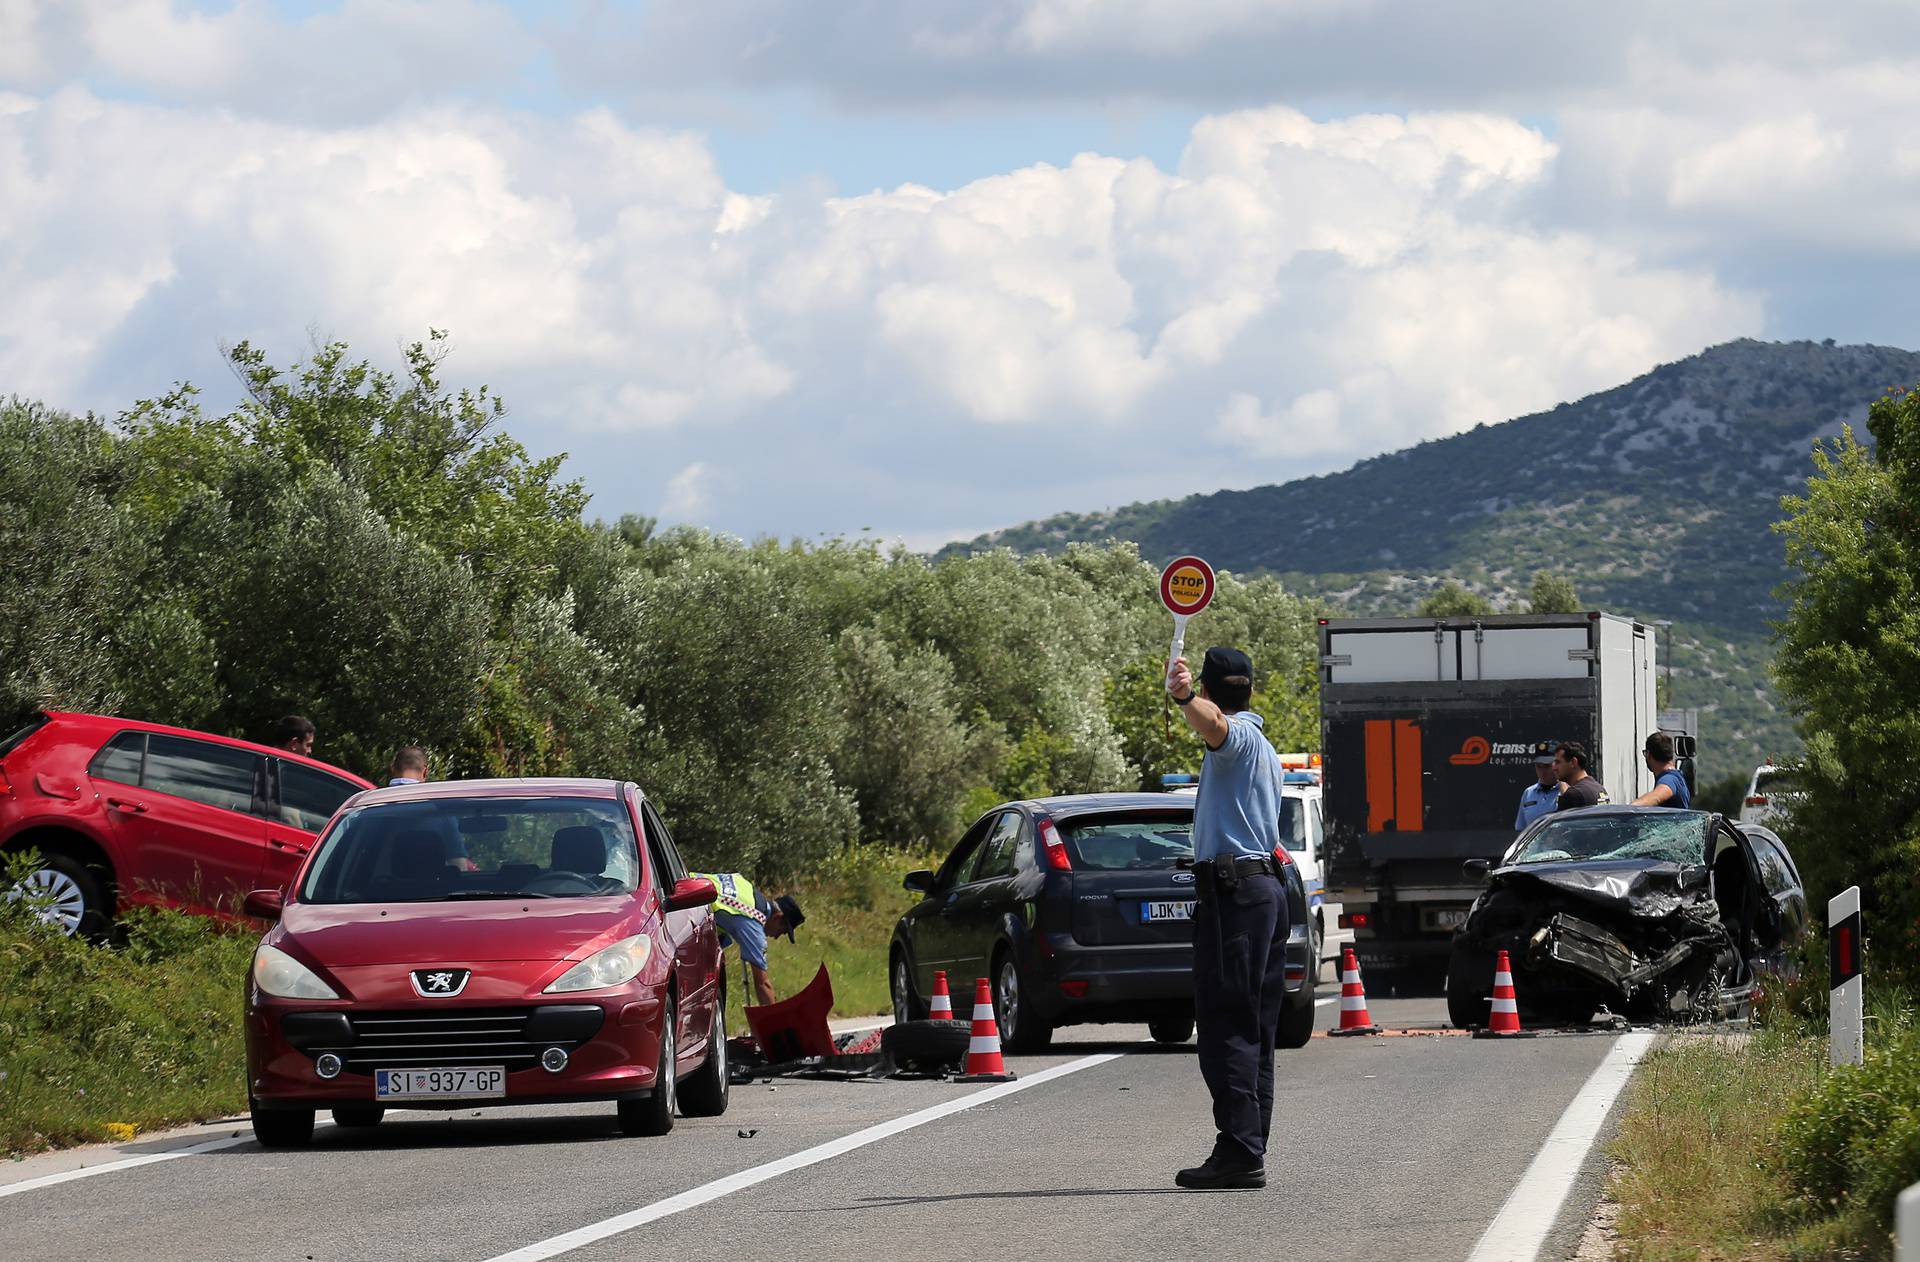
[1192,869,1289,1167]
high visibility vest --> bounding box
[694,872,764,924]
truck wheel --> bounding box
[1446,948,1489,1030]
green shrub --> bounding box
[1772,1014,1920,1238]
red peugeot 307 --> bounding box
[243,778,728,1147]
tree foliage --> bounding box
[1773,385,1920,983]
[1,340,1328,881]
[1417,580,1495,617]
[1527,571,1581,614]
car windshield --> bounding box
[299,796,642,904]
[1060,815,1194,870]
[1511,812,1709,867]
[1279,796,1310,853]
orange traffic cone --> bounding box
[955,977,1017,1082]
[1328,946,1380,1036]
[929,970,954,1020]
[1473,948,1536,1039]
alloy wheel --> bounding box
[11,867,86,936]
[660,1019,677,1115]
[997,959,1020,1042]
[892,957,913,1023]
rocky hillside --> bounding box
[947,339,1920,782]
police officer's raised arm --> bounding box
[1167,657,1230,750]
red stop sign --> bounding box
[1159,556,1215,617]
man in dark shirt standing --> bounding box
[1553,742,1609,810]
[1631,732,1692,808]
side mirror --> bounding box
[1462,859,1491,881]
[903,869,936,894]
[664,876,717,913]
[243,888,285,921]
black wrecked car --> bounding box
[889,794,1317,1052]
[1446,807,1809,1028]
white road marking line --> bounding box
[482,1052,1126,1262]
[1314,996,1336,1007]
[1466,1029,1657,1262]
[0,1121,334,1200]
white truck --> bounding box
[1318,612,1660,973]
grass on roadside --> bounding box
[0,906,255,1153]
[1611,990,1920,1262]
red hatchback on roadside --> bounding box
[0,711,374,937]
[243,778,728,1147]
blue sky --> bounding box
[5,1,1917,545]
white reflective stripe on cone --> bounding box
[973,1005,995,1020]
[1340,996,1368,1010]
[1491,999,1519,1013]
[1341,970,1360,984]
[968,1037,1001,1054]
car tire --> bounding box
[882,1019,971,1072]
[330,1106,384,1129]
[619,998,677,1137]
[993,950,1052,1053]
[1148,1012,1194,1044]
[890,949,925,1025]
[251,1104,315,1149]
[1446,947,1489,1030]
[678,995,730,1118]
[1278,978,1316,1050]
[13,849,111,940]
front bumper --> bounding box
[246,986,667,1108]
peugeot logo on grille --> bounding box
[1171,872,1195,884]
[410,968,472,997]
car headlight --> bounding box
[545,935,652,993]
[252,943,340,1000]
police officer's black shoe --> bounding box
[1174,1159,1266,1190]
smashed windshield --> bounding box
[300,796,642,903]
[1061,816,1194,870]
[1512,812,1709,867]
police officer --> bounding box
[1514,744,1562,830]
[1167,646,1287,1191]
[692,871,804,1006]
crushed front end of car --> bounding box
[1449,860,1739,1026]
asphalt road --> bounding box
[2,995,1639,1262]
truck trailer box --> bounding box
[1319,612,1658,969]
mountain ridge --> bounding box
[945,338,1920,781]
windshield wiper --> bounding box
[440,890,556,900]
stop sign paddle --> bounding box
[1159,555,1215,682]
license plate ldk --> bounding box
[1143,900,1195,922]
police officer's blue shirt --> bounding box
[717,911,769,969]
[1191,710,1282,862]
[1654,769,1692,809]
[1515,781,1560,830]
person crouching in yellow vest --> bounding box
[692,872,805,1006]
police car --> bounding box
[1163,755,1350,975]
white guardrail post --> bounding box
[1829,885,1863,1067]
[1899,1181,1920,1262]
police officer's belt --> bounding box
[1191,853,1278,895]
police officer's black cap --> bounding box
[1200,646,1254,689]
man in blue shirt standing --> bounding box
[1167,645,1286,1191]
[1514,746,1563,830]
[1632,732,1692,808]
